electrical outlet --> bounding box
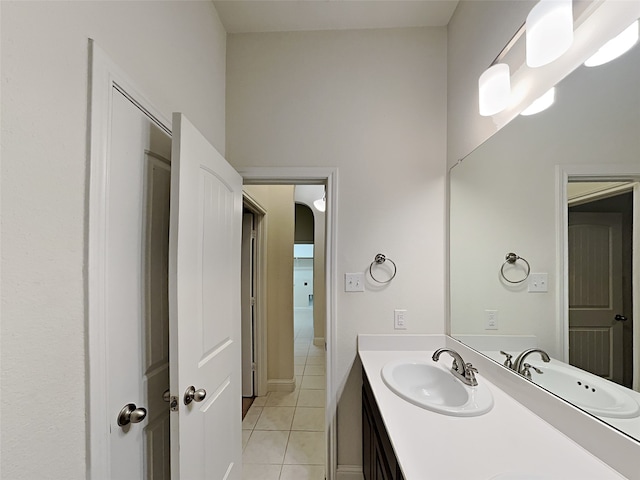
[485,310,498,330]
[394,309,407,330]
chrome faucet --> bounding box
[432,348,478,386]
[512,348,550,376]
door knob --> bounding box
[615,314,628,322]
[183,386,207,405]
[117,403,147,427]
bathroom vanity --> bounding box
[359,334,634,479]
[362,370,404,480]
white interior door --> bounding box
[107,88,172,479]
[169,113,243,479]
[569,212,624,382]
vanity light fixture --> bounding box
[584,20,639,67]
[478,63,511,116]
[313,194,326,212]
[520,87,556,116]
[526,0,574,68]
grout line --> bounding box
[243,312,325,478]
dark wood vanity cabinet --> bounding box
[362,369,405,480]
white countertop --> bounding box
[358,334,626,479]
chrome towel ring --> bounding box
[500,252,530,284]
[369,254,397,284]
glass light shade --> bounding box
[520,87,556,116]
[478,63,511,116]
[526,0,574,68]
[313,197,326,212]
[584,20,639,67]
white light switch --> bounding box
[528,273,549,293]
[345,273,365,292]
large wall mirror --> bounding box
[450,17,640,442]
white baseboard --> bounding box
[313,337,325,347]
[336,465,364,480]
[267,378,296,392]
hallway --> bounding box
[242,308,326,480]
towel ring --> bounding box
[500,252,530,284]
[369,254,397,284]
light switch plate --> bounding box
[345,273,365,292]
[528,273,548,293]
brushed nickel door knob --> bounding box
[183,386,207,405]
[117,403,147,427]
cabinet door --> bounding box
[362,389,374,480]
[374,435,392,480]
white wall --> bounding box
[1,2,226,477]
[226,26,447,469]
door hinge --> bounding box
[251,362,256,372]
[251,229,257,239]
[250,297,256,306]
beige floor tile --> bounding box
[307,344,325,356]
[283,431,325,465]
[242,463,282,479]
[265,390,300,407]
[294,365,305,375]
[292,407,325,431]
[242,430,289,465]
[295,356,307,366]
[280,465,325,480]
[297,389,325,407]
[242,405,263,430]
[252,395,268,407]
[254,407,295,431]
[305,355,325,365]
[242,430,252,451]
[303,364,325,376]
[295,375,303,388]
[301,375,325,390]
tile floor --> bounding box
[242,308,326,480]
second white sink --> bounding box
[527,360,640,419]
[381,359,494,417]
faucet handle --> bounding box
[499,351,513,369]
[521,363,543,379]
[464,363,479,386]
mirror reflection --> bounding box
[450,19,640,441]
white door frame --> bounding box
[87,40,172,479]
[242,193,268,397]
[556,164,640,389]
[239,167,339,480]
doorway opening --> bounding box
[239,181,331,479]
[565,179,638,391]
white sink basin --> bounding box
[527,361,640,419]
[381,359,493,417]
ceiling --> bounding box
[212,0,460,33]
